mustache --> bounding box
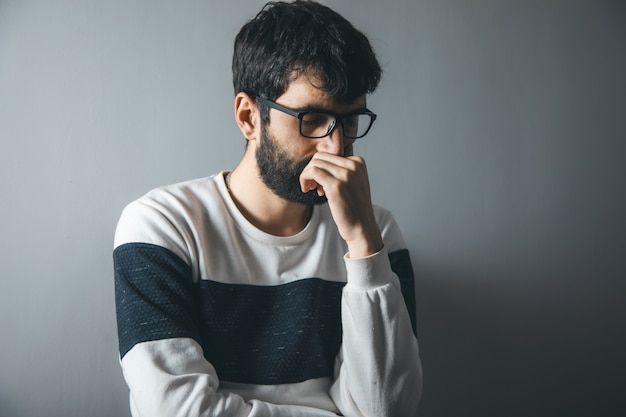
[294,155,314,176]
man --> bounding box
[113,1,422,416]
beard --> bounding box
[256,124,328,206]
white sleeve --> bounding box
[121,339,340,417]
[329,214,423,417]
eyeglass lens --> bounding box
[301,113,372,139]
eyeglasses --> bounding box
[255,96,377,139]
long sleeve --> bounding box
[121,341,341,417]
[329,224,423,416]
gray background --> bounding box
[1,1,624,416]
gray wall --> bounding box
[1,1,624,416]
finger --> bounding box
[312,154,368,183]
[309,157,358,184]
[299,161,337,195]
[311,153,363,164]
[311,153,364,169]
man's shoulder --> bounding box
[371,204,407,252]
[114,173,226,250]
[140,174,221,205]
[372,203,395,225]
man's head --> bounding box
[232,0,382,120]
[232,1,381,206]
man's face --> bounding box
[255,74,366,206]
[256,123,327,206]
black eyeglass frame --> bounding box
[254,96,377,139]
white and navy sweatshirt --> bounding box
[113,172,422,417]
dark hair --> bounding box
[232,1,382,119]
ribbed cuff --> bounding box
[343,246,394,291]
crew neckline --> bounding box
[215,171,320,246]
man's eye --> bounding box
[302,114,328,127]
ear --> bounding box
[234,92,260,142]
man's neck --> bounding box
[226,159,313,237]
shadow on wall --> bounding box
[414,265,625,417]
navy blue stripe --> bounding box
[114,243,201,359]
[114,243,416,385]
[197,278,344,384]
[114,242,344,384]
[389,249,417,336]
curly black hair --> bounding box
[232,1,381,120]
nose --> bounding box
[317,123,344,156]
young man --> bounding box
[114,1,422,416]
